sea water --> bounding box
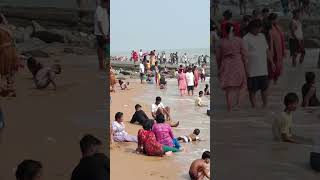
[134,78,210,179]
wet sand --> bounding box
[110,78,210,180]
[213,49,320,179]
[0,54,107,180]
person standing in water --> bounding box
[289,9,305,67]
[178,69,187,96]
[94,0,109,70]
[216,23,247,112]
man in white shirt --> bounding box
[139,49,143,61]
[151,96,172,121]
[139,62,145,84]
[243,19,270,108]
[94,0,109,70]
[186,67,195,96]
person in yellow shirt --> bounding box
[272,92,299,143]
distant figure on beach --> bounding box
[0,14,18,97]
[136,120,180,157]
[243,19,270,108]
[139,49,143,61]
[195,91,206,107]
[152,114,181,150]
[302,72,320,107]
[189,151,210,180]
[201,65,206,82]
[239,0,247,15]
[15,160,42,180]
[154,62,160,85]
[186,68,195,96]
[212,0,219,16]
[139,61,145,84]
[177,128,200,143]
[159,74,167,89]
[268,13,286,84]
[34,64,61,90]
[240,15,251,38]
[289,9,305,67]
[71,134,110,180]
[130,104,150,125]
[221,10,241,38]
[272,93,299,143]
[216,23,247,112]
[151,96,172,121]
[178,69,187,96]
[112,112,138,142]
[110,66,116,92]
[204,84,210,95]
[94,0,109,70]
[193,66,200,88]
[281,0,290,15]
[132,50,138,64]
[118,80,129,90]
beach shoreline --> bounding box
[110,80,181,180]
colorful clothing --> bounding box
[216,37,247,90]
[112,121,137,142]
[220,19,241,38]
[193,69,200,88]
[178,73,187,90]
[0,25,18,92]
[138,129,164,156]
[268,25,286,82]
[152,123,174,147]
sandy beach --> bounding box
[110,81,180,180]
[0,53,107,180]
[110,77,210,179]
[213,49,320,179]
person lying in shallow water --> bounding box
[177,129,201,143]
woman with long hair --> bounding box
[216,23,247,112]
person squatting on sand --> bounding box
[195,91,207,107]
[34,64,61,90]
[301,72,320,107]
[112,112,138,142]
[118,80,129,90]
[189,151,210,180]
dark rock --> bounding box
[24,26,34,41]
[14,30,24,43]
[120,71,131,75]
[64,48,74,54]
[22,49,49,58]
[32,20,46,32]
[32,31,64,43]
[304,39,320,48]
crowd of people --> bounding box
[211,7,308,111]
[213,4,320,172]
[110,48,211,179]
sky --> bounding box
[110,0,210,53]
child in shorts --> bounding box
[177,129,200,143]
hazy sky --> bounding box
[110,0,210,53]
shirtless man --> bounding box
[189,151,210,180]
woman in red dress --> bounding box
[268,13,286,84]
[136,120,180,156]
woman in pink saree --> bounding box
[177,69,187,96]
[216,23,248,112]
[268,13,286,84]
[193,66,200,88]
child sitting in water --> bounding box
[177,129,200,143]
[118,80,129,90]
[34,64,61,90]
[159,74,167,89]
[195,91,206,107]
[302,72,320,107]
[204,84,210,95]
[272,93,299,143]
[189,151,210,180]
[136,120,180,156]
[112,112,137,142]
